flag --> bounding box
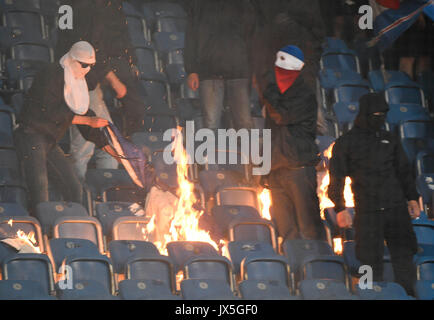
[103,123,154,191]
[424,1,434,20]
[368,0,433,51]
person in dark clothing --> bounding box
[328,92,420,296]
[56,0,145,136]
[14,41,117,213]
[184,0,256,130]
[263,45,326,242]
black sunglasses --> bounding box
[77,61,95,69]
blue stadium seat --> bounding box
[282,240,334,275]
[399,120,434,164]
[0,279,56,300]
[2,253,55,295]
[143,114,178,132]
[96,202,142,236]
[53,216,105,254]
[1,9,47,41]
[0,216,44,252]
[111,216,150,241]
[143,2,186,33]
[133,43,160,76]
[414,280,434,300]
[119,279,181,300]
[386,104,430,132]
[5,59,48,92]
[35,201,89,237]
[126,255,176,293]
[228,217,277,249]
[239,280,298,300]
[385,82,426,107]
[184,256,234,290]
[198,170,246,200]
[227,241,275,275]
[167,241,220,272]
[322,38,351,52]
[132,131,170,155]
[368,70,414,92]
[49,238,101,270]
[122,1,150,44]
[412,219,434,246]
[57,280,118,300]
[333,101,359,133]
[416,256,434,281]
[318,69,363,90]
[320,50,360,73]
[0,202,29,217]
[180,279,237,300]
[140,77,173,110]
[108,240,160,274]
[416,151,434,176]
[299,279,356,300]
[355,282,413,300]
[211,205,261,238]
[333,81,371,104]
[416,244,434,258]
[0,104,15,149]
[241,254,291,290]
[0,0,40,10]
[65,255,115,295]
[153,31,184,54]
[85,169,142,211]
[301,255,347,284]
[151,151,179,190]
[174,99,200,127]
[215,186,260,212]
[0,149,20,172]
[343,240,394,281]
[166,61,186,85]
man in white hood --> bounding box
[15,41,118,213]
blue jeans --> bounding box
[199,78,253,130]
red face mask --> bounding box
[274,66,301,94]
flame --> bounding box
[16,230,41,253]
[8,219,13,227]
[259,188,272,220]
[143,127,219,254]
[333,237,343,255]
[317,142,354,219]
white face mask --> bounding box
[59,41,96,115]
[71,60,91,79]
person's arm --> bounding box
[105,71,127,99]
[394,138,420,218]
[72,115,108,128]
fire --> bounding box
[318,142,354,219]
[333,237,343,255]
[16,230,41,253]
[143,127,219,255]
[259,188,272,220]
[8,219,13,226]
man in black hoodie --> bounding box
[184,0,256,130]
[328,93,420,295]
[263,45,326,242]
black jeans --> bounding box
[15,127,83,212]
[268,166,326,241]
[354,205,418,296]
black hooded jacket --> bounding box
[263,72,320,170]
[328,93,419,213]
[184,0,256,80]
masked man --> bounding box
[263,45,326,242]
[328,92,420,296]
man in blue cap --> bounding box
[263,45,326,242]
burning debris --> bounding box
[1,221,41,254]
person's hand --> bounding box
[408,200,421,219]
[87,117,109,128]
[187,73,199,91]
[336,209,353,229]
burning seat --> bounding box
[0,216,44,253]
[239,280,298,300]
[180,279,238,300]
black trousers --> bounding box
[15,127,83,213]
[354,205,418,295]
[269,166,326,241]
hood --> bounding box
[354,92,389,131]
